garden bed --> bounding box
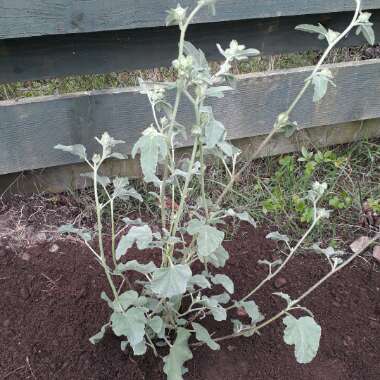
[1,220,379,379]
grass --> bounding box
[204,138,380,249]
[0,46,371,101]
[84,136,379,252]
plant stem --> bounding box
[159,2,205,254]
[93,166,120,303]
[216,128,277,205]
[215,0,361,207]
[110,199,117,268]
[228,216,321,309]
[170,137,200,241]
[197,96,210,220]
[206,233,380,345]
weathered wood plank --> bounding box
[0,59,380,175]
[1,119,379,195]
[2,11,379,84]
[0,0,379,39]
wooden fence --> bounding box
[0,0,380,191]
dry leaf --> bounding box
[350,236,370,253]
[373,246,380,264]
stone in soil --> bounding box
[373,245,380,264]
[274,276,287,289]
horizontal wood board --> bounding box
[1,0,380,40]
[1,119,379,195]
[0,59,380,175]
[1,11,380,84]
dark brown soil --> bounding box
[1,222,379,380]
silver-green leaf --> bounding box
[227,209,256,227]
[151,264,192,298]
[187,220,224,257]
[206,246,229,268]
[283,315,321,364]
[188,274,212,289]
[192,322,220,350]
[163,328,193,380]
[274,292,293,307]
[211,274,234,294]
[201,296,227,321]
[81,172,111,188]
[205,119,226,148]
[54,144,87,160]
[116,225,153,260]
[111,307,147,346]
[117,260,157,274]
[295,23,328,39]
[148,316,164,334]
[115,290,139,311]
[89,323,109,345]
[132,127,167,183]
[131,340,147,356]
[58,224,92,242]
[266,231,289,243]
[205,86,233,98]
[356,24,375,45]
[210,292,230,305]
[237,300,264,324]
[311,69,335,102]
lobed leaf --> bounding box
[117,260,157,274]
[148,316,164,334]
[295,23,328,37]
[132,127,168,183]
[188,274,212,289]
[211,274,234,294]
[201,296,227,321]
[151,264,192,298]
[311,69,335,103]
[183,41,208,71]
[54,144,87,160]
[163,328,193,380]
[205,119,226,148]
[227,209,256,227]
[237,300,265,325]
[89,323,109,345]
[210,292,230,305]
[95,132,125,158]
[205,86,233,98]
[116,225,153,260]
[266,231,290,243]
[205,245,230,268]
[116,290,139,311]
[192,322,220,350]
[81,172,111,188]
[123,217,144,226]
[273,292,293,307]
[283,315,321,364]
[187,220,224,257]
[58,224,92,242]
[111,307,147,346]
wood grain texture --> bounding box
[1,119,379,195]
[0,59,380,175]
[2,11,380,84]
[0,0,380,39]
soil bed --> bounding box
[1,221,380,380]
